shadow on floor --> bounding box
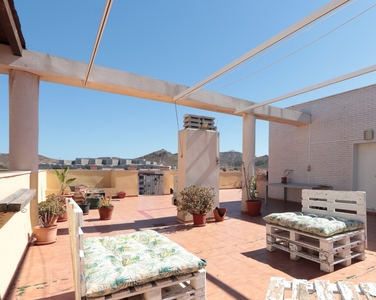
[206,272,249,300]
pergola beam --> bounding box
[172,0,349,102]
[235,64,376,114]
[0,0,23,56]
[0,44,311,126]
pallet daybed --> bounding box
[264,190,367,273]
[66,198,206,300]
[265,277,376,300]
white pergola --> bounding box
[1,0,373,216]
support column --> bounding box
[9,70,40,225]
[241,114,256,213]
[177,128,220,222]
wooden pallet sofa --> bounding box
[265,277,376,300]
[66,198,206,300]
[264,190,367,273]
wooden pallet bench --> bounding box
[66,198,206,300]
[265,190,367,273]
[265,277,376,300]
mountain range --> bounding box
[0,150,268,170]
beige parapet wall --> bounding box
[45,169,248,198]
[46,169,139,197]
[0,171,33,299]
[220,171,242,189]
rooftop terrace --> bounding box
[5,189,376,300]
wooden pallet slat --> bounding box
[266,278,376,300]
[314,280,336,300]
[265,277,285,300]
[359,282,376,300]
[0,188,36,212]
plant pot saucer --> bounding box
[34,238,57,245]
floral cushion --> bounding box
[263,212,364,237]
[84,230,206,298]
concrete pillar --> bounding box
[177,128,220,222]
[9,70,40,225]
[241,114,256,213]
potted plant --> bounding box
[176,184,215,226]
[281,169,293,184]
[74,191,91,215]
[213,206,227,222]
[242,162,262,216]
[98,196,114,220]
[117,191,126,198]
[54,167,76,196]
[46,193,68,222]
[86,192,102,209]
[34,200,65,245]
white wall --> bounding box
[268,84,376,203]
[0,172,33,299]
[177,128,220,222]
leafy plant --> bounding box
[38,201,65,228]
[177,185,215,215]
[46,193,65,205]
[54,167,76,195]
[99,196,113,208]
[242,161,258,201]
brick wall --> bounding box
[269,84,376,202]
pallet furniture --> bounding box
[66,198,206,300]
[265,277,376,300]
[265,190,367,273]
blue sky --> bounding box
[0,0,375,160]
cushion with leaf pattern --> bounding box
[84,230,206,297]
[264,212,364,237]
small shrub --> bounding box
[177,185,215,215]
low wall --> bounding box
[0,171,33,299]
[46,169,139,197]
[220,171,242,189]
[45,170,245,198]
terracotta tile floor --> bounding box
[5,189,376,300]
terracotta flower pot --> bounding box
[213,208,227,222]
[57,211,68,222]
[246,200,262,216]
[98,207,114,220]
[192,213,207,227]
[33,225,58,245]
[117,191,126,198]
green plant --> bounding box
[242,161,258,201]
[177,185,215,215]
[283,169,293,177]
[46,193,65,205]
[38,201,65,228]
[54,167,76,195]
[99,196,113,208]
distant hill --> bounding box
[137,149,268,170]
[219,151,268,170]
[0,154,58,169]
[137,149,178,168]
